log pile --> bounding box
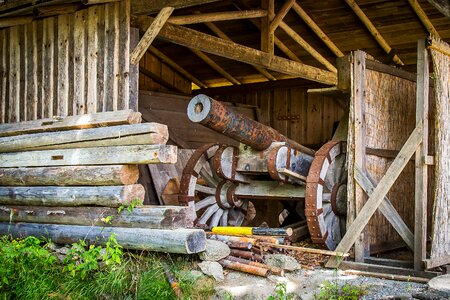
[0,110,205,254]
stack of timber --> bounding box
[0,110,206,254]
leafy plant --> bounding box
[314,280,367,300]
[268,283,293,300]
[118,197,143,214]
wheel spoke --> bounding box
[195,184,216,194]
[210,209,224,227]
[220,210,229,226]
[195,196,216,211]
[198,203,219,224]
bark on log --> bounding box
[0,205,194,229]
[0,145,177,168]
[0,165,139,186]
[0,222,206,254]
[0,109,142,137]
[0,123,169,152]
[0,185,145,207]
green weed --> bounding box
[314,280,367,300]
[268,283,293,300]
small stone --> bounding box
[264,254,301,271]
[198,261,224,281]
[179,270,204,282]
[55,246,70,255]
[199,240,230,262]
[427,274,450,298]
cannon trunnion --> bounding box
[178,95,347,250]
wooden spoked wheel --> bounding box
[305,141,347,250]
[179,143,248,227]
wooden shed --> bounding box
[0,0,449,275]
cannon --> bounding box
[178,94,348,250]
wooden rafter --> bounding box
[148,46,208,89]
[269,0,295,33]
[191,49,241,85]
[131,15,337,85]
[130,7,174,65]
[292,2,344,58]
[408,0,440,38]
[278,21,337,73]
[167,10,267,25]
[345,0,404,66]
[131,0,220,15]
[204,21,276,81]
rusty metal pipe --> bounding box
[188,94,315,155]
[219,259,269,277]
[226,255,285,276]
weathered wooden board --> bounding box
[0,145,177,167]
[0,123,168,152]
[0,165,139,186]
[0,184,145,207]
[0,205,194,229]
[0,222,206,254]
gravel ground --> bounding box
[212,268,434,300]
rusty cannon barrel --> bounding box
[188,94,315,155]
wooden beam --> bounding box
[33,3,80,17]
[190,49,241,85]
[427,0,450,18]
[408,0,440,38]
[269,0,295,33]
[291,2,344,57]
[0,145,178,167]
[204,20,276,81]
[131,0,220,15]
[81,0,120,5]
[131,15,337,85]
[326,123,423,268]
[354,165,415,251]
[423,255,450,269]
[261,0,274,54]
[339,261,440,279]
[168,10,267,25]
[278,21,337,73]
[415,39,429,271]
[130,7,174,65]
[148,46,207,88]
[345,0,404,66]
[139,66,186,93]
[0,16,33,28]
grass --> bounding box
[314,279,367,300]
[0,236,215,300]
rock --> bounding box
[179,270,204,282]
[198,261,224,282]
[264,254,301,271]
[199,240,230,262]
[427,274,450,298]
[55,246,70,255]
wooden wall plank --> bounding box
[0,29,6,123]
[19,25,26,122]
[42,17,55,118]
[104,2,119,111]
[96,6,105,112]
[86,6,98,114]
[118,0,130,110]
[129,27,139,111]
[9,26,20,123]
[57,14,70,116]
[73,10,86,115]
[27,22,38,120]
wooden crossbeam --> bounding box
[408,0,440,37]
[204,20,276,81]
[34,3,81,17]
[0,15,33,28]
[278,21,337,73]
[326,123,423,268]
[168,10,267,25]
[148,46,208,88]
[82,0,120,4]
[132,0,220,15]
[190,49,241,85]
[131,15,337,85]
[292,2,344,57]
[345,0,404,66]
[269,0,295,33]
[354,165,414,251]
[130,7,174,65]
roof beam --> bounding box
[345,0,404,66]
[269,0,295,33]
[131,15,337,85]
[0,15,33,28]
[407,0,440,38]
[131,0,221,15]
[130,7,174,65]
[204,20,276,81]
[278,21,337,73]
[148,46,208,89]
[292,2,344,58]
[190,49,241,85]
[167,10,267,25]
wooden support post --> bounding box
[261,0,274,54]
[269,0,295,33]
[0,184,145,207]
[414,39,429,271]
[190,49,241,85]
[326,123,423,268]
[0,16,33,28]
[0,205,194,229]
[0,145,177,168]
[352,50,368,261]
[168,10,267,25]
[408,0,440,37]
[0,109,142,137]
[0,223,206,254]
[345,0,403,66]
[0,165,139,186]
[291,2,344,57]
[148,46,208,88]
[130,6,174,65]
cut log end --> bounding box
[157,145,178,164]
[121,184,146,205]
[128,111,143,124]
[120,165,140,185]
[186,229,207,253]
